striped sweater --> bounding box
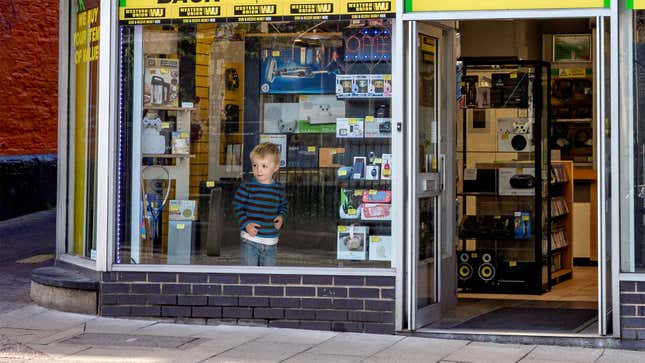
[232,178,288,244]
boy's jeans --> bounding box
[241,238,277,266]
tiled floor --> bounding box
[424,266,599,332]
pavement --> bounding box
[1,211,645,362]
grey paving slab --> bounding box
[518,345,603,363]
[0,305,48,326]
[63,346,182,362]
[204,340,313,363]
[83,317,157,334]
[283,352,364,363]
[364,337,469,363]
[193,324,273,340]
[255,328,338,345]
[26,342,92,360]
[33,324,85,345]
[2,309,94,331]
[307,332,404,357]
[441,342,536,363]
[133,322,212,337]
[0,327,61,344]
[596,348,645,363]
[60,332,196,349]
[0,334,50,361]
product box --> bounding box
[319,147,346,167]
[369,74,385,96]
[297,145,318,168]
[361,203,392,221]
[364,117,392,138]
[353,75,370,97]
[287,146,301,168]
[362,189,391,203]
[337,118,364,138]
[263,103,300,133]
[365,165,380,180]
[260,46,341,94]
[383,75,392,97]
[144,57,179,108]
[296,121,336,134]
[369,235,392,261]
[339,188,363,219]
[337,225,368,260]
[498,167,535,196]
[497,118,533,153]
[259,134,287,167]
[380,153,392,180]
[298,95,345,124]
[171,131,190,154]
[336,75,354,97]
[513,211,532,240]
[352,156,366,179]
[169,200,197,221]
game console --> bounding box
[298,95,345,124]
[498,118,533,152]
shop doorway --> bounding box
[406,17,612,336]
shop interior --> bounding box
[423,17,600,334]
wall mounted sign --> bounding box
[405,0,608,12]
[118,0,395,24]
[627,0,645,9]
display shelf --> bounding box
[143,153,195,158]
[457,59,551,294]
[549,160,574,284]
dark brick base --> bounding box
[0,155,57,221]
[100,272,395,334]
[620,281,645,340]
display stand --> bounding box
[457,59,552,294]
[550,160,574,283]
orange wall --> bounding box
[0,0,59,156]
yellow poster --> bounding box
[119,0,394,23]
[631,0,645,9]
[406,0,607,12]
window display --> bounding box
[117,19,393,267]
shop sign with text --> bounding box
[119,0,395,24]
[627,0,645,9]
[405,0,609,12]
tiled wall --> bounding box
[620,281,645,340]
[100,272,395,334]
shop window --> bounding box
[67,0,101,259]
[116,20,394,267]
[629,11,645,273]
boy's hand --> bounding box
[245,223,260,236]
[274,216,283,230]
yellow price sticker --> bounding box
[170,205,179,212]
[354,190,363,196]
[272,50,280,57]
[161,122,170,129]
[338,226,347,232]
[374,158,382,164]
[501,134,509,140]
[369,189,377,195]
[515,168,524,173]
[177,224,185,230]
[523,215,530,221]
[370,236,381,242]
[384,74,392,80]
[509,261,517,267]
[338,170,347,176]
[510,73,517,79]
[472,253,478,258]
[365,116,375,122]
[206,181,215,187]
[181,132,188,138]
[308,146,316,152]
[349,119,357,125]
[348,208,356,215]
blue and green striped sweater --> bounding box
[233,178,288,241]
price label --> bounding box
[348,208,356,215]
[509,261,517,267]
[354,190,363,196]
[338,170,347,176]
[369,189,377,195]
[170,205,179,212]
[349,119,357,125]
[523,215,530,221]
[370,236,381,242]
[464,168,477,181]
[161,122,170,129]
[510,72,517,79]
[501,134,509,140]
[206,180,215,187]
[365,116,375,122]
[384,74,392,80]
[338,226,347,232]
[374,158,382,164]
[176,224,185,230]
[308,146,316,152]
[272,50,281,57]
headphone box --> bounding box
[169,199,197,221]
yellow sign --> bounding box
[630,0,645,9]
[558,68,587,78]
[406,0,607,12]
[119,0,394,24]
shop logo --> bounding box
[77,0,85,12]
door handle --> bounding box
[439,154,446,192]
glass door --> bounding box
[406,22,457,329]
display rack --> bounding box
[549,161,574,283]
[457,59,554,294]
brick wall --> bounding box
[100,272,395,334]
[0,0,59,156]
[620,281,645,340]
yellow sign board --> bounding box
[629,0,645,9]
[119,0,394,24]
[406,0,607,12]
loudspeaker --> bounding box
[458,250,498,291]
[457,252,475,286]
[498,118,533,152]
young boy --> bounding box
[232,142,287,266]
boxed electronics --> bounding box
[337,118,364,138]
[144,57,179,108]
[259,134,287,167]
[169,200,197,221]
[337,225,368,260]
[498,167,535,196]
[364,117,392,138]
[319,147,346,167]
[497,118,533,152]
[369,235,392,261]
[463,168,498,194]
[339,188,363,219]
[298,95,345,124]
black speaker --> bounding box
[457,252,475,287]
[458,250,498,291]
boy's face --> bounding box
[251,154,279,184]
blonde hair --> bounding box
[250,142,280,164]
